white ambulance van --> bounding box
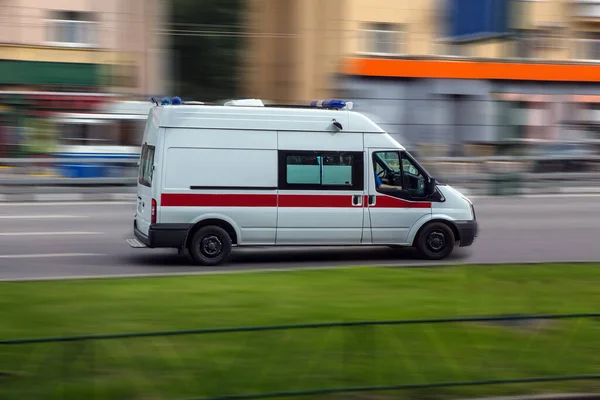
[129,98,477,266]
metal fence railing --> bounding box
[1,313,600,400]
[1,156,600,195]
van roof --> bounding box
[150,104,386,134]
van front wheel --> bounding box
[415,222,455,260]
[189,226,232,266]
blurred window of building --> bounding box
[580,32,600,60]
[574,0,600,19]
[497,99,527,141]
[528,24,567,60]
[438,41,467,57]
[515,29,534,58]
[446,0,510,41]
[359,23,403,56]
[45,11,98,48]
[513,27,566,59]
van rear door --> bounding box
[135,142,156,237]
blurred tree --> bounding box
[171,0,242,101]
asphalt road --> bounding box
[1,195,599,281]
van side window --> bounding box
[322,154,354,185]
[286,155,321,184]
[279,151,364,191]
[138,144,155,187]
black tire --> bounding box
[415,222,455,260]
[188,226,232,266]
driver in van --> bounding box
[375,172,404,194]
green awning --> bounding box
[0,60,100,86]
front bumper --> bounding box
[134,220,190,249]
[455,220,478,247]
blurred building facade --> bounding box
[0,0,169,157]
[244,0,600,156]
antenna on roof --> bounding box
[150,97,159,106]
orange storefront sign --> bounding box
[343,58,600,82]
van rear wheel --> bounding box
[188,226,232,266]
[415,222,455,260]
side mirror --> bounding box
[426,177,437,196]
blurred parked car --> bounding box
[531,142,595,173]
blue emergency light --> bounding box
[151,96,184,106]
[310,99,353,110]
[155,96,184,105]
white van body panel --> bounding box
[364,132,405,150]
[278,130,363,151]
[164,127,278,150]
[159,126,278,245]
[163,147,278,189]
[432,185,474,221]
[275,180,368,245]
[405,213,437,246]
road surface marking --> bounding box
[0,253,105,259]
[0,215,89,220]
[0,231,104,236]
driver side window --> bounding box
[373,151,427,199]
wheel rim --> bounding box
[426,230,446,253]
[199,235,223,258]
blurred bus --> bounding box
[52,101,151,178]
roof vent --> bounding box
[224,99,265,107]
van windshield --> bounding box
[138,144,155,187]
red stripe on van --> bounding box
[161,193,431,209]
[278,194,354,208]
[161,193,277,207]
[372,195,431,209]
